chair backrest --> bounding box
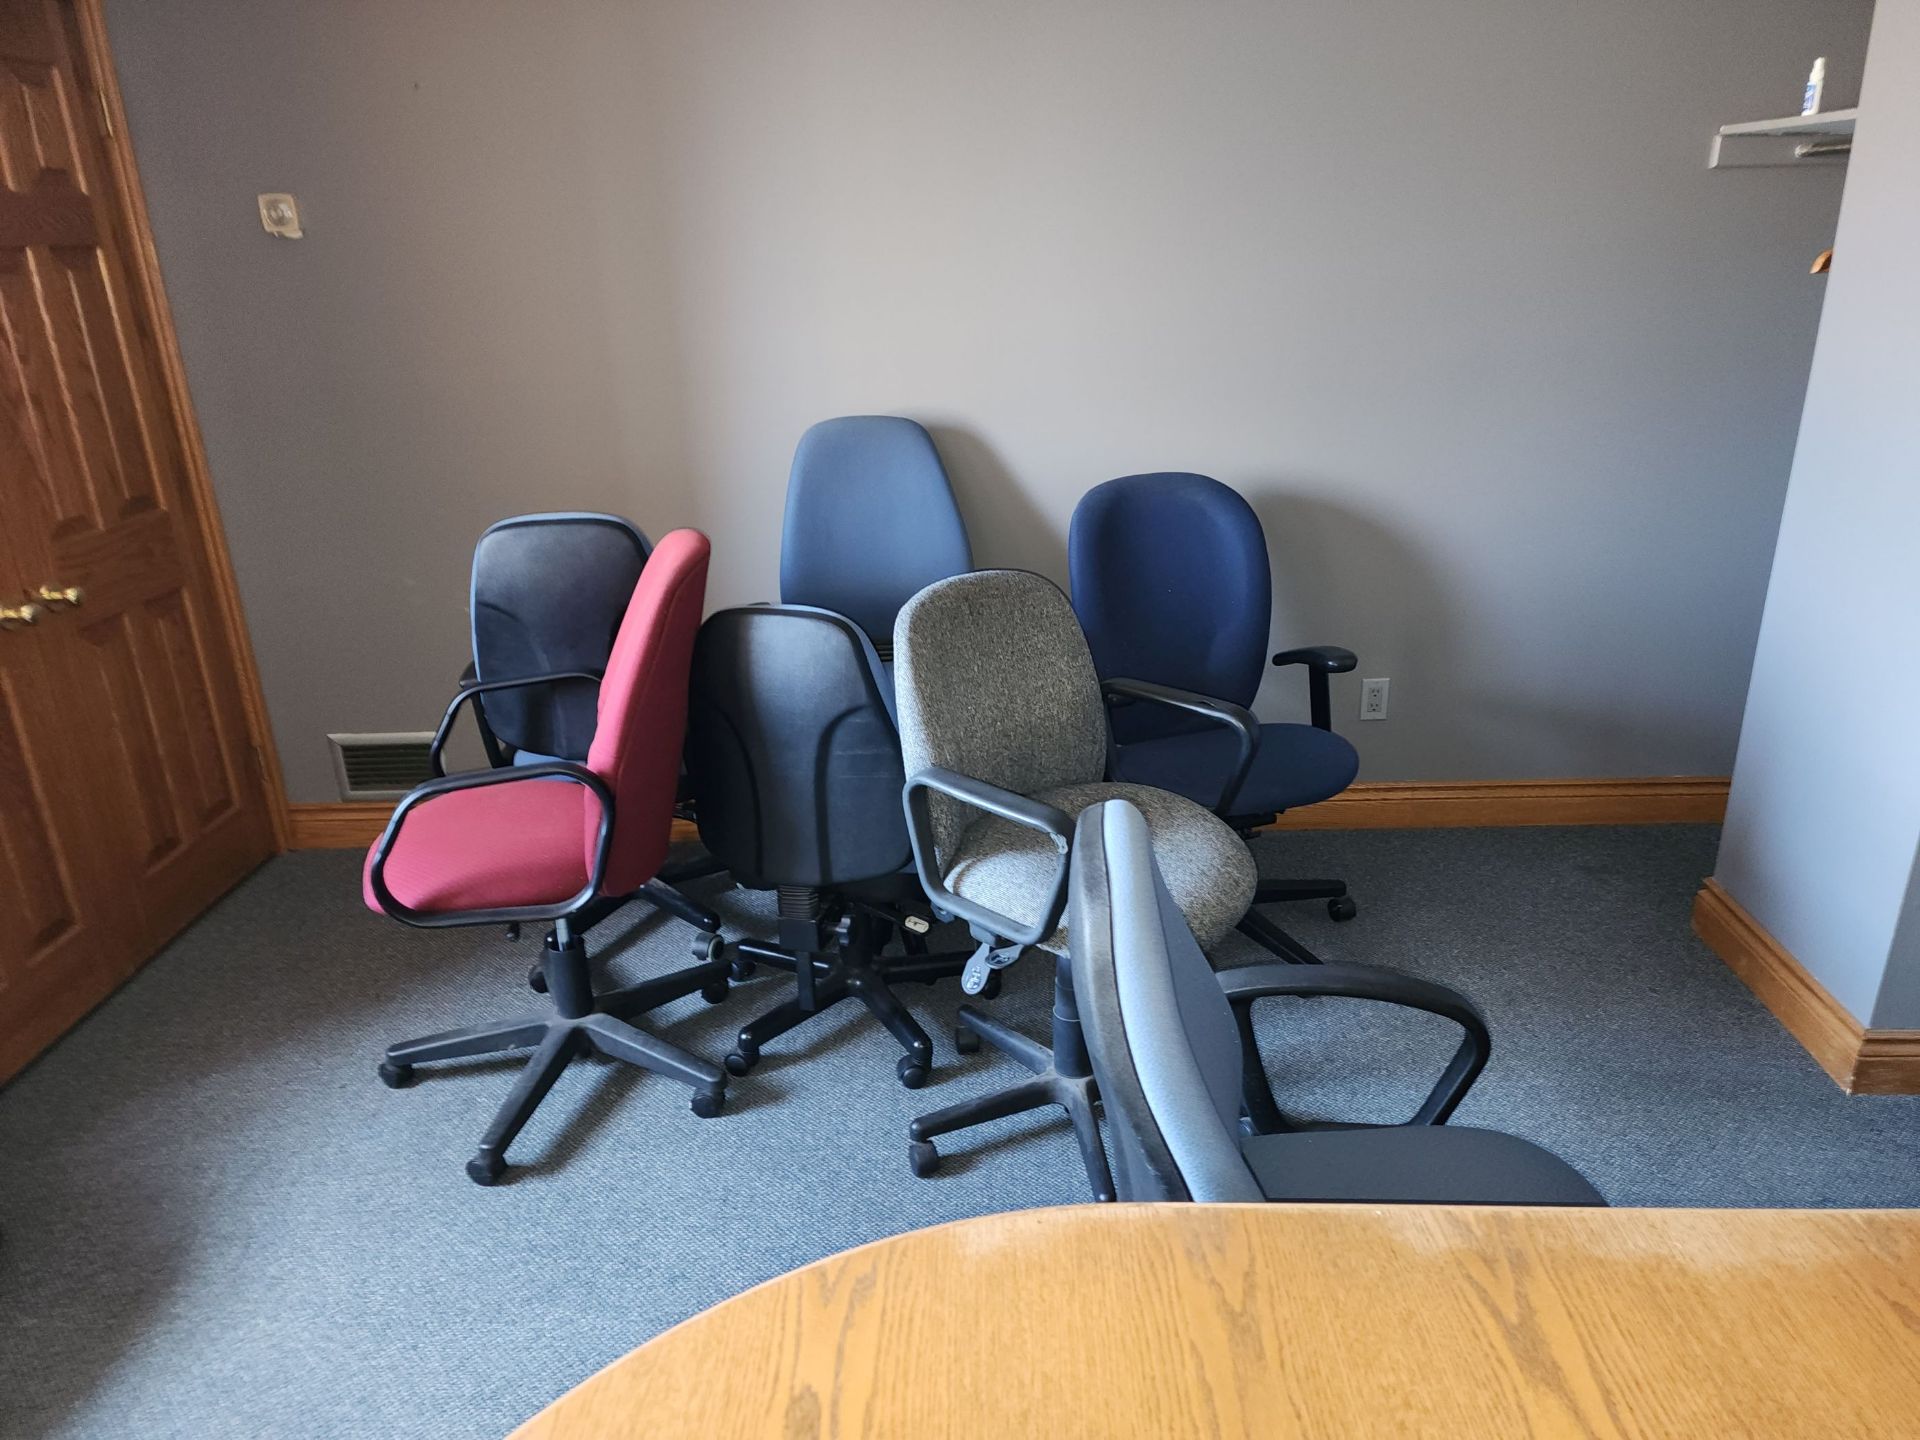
[685,605,909,890]
[471,512,651,760]
[893,569,1107,856]
[780,416,973,652]
[1068,473,1271,744]
[1068,799,1265,1203]
[584,528,710,897]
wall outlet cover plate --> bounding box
[258,192,303,238]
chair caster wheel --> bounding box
[728,958,756,981]
[724,1047,758,1077]
[377,1060,414,1089]
[954,1024,981,1056]
[1327,897,1358,922]
[466,1153,506,1186]
[693,934,723,963]
[690,1087,725,1119]
[909,1140,941,1178]
[527,963,548,993]
[980,970,1003,1000]
[700,978,729,1005]
[897,1055,930,1089]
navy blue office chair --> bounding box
[1069,473,1360,963]
[465,514,723,976]
[678,417,975,1083]
[1070,798,1603,1206]
[781,416,973,656]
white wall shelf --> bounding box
[1710,108,1858,169]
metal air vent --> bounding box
[327,732,435,800]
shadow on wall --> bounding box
[923,423,1068,584]
[1248,487,1732,780]
[1247,487,1450,781]
[892,439,1724,781]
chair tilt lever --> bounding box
[960,939,1023,995]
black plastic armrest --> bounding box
[902,766,1074,947]
[366,761,614,930]
[1218,962,1490,1129]
[1100,677,1259,814]
[1269,646,1357,732]
[430,669,602,775]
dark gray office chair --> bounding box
[1068,798,1603,1205]
[464,513,722,982]
[894,569,1260,1197]
[683,605,972,1087]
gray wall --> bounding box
[102,0,1871,802]
[1715,0,1920,1027]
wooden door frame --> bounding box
[68,0,290,850]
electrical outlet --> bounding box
[1360,677,1390,721]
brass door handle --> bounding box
[33,584,83,608]
[0,603,44,630]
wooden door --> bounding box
[0,0,277,1081]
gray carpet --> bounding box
[3,825,1917,1439]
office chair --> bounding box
[464,513,723,976]
[894,568,1259,1198]
[1069,473,1361,963]
[780,415,973,656]
[1070,797,1604,1205]
[684,605,974,1088]
[369,529,730,1185]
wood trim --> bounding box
[287,802,396,849]
[1853,1032,1920,1096]
[1691,878,1920,1095]
[76,0,290,852]
[1263,775,1727,830]
[289,776,1728,849]
[287,802,700,850]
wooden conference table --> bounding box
[512,1203,1920,1438]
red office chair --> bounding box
[366,528,729,1185]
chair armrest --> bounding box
[1270,646,1357,732]
[1218,962,1490,1129]
[902,766,1074,947]
[430,669,601,775]
[366,762,615,930]
[1101,677,1259,814]
[456,659,512,768]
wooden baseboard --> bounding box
[286,802,703,850]
[289,775,1725,850]
[1263,776,1727,830]
[1691,878,1920,1095]
[286,802,394,848]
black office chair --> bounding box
[464,513,723,981]
[685,605,973,1087]
[676,416,977,1086]
[1068,798,1603,1205]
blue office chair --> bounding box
[1069,473,1360,963]
[1069,797,1602,1205]
[678,416,976,1083]
[781,416,972,656]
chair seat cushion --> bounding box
[944,782,1256,953]
[1111,722,1358,816]
[363,778,591,916]
[1242,1125,1604,1206]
